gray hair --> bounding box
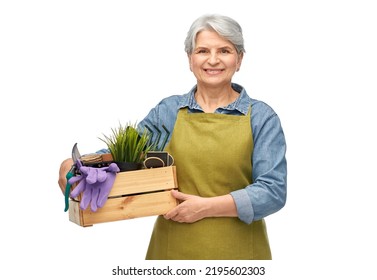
[184,14,245,55]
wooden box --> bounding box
[68,166,178,227]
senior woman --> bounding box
[58,14,287,260]
[139,14,287,260]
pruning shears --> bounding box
[64,143,81,212]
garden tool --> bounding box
[144,124,170,151]
[64,143,81,212]
[80,153,113,168]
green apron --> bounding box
[146,107,271,260]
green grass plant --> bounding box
[99,122,152,163]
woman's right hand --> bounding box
[58,158,74,195]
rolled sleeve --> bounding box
[230,189,255,224]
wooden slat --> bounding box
[108,166,177,197]
[69,200,85,226]
[70,191,177,226]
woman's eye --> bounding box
[220,48,230,54]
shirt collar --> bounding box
[178,83,251,115]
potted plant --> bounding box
[99,122,152,172]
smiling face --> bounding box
[189,30,243,89]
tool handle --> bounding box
[64,168,75,212]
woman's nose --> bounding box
[208,52,219,64]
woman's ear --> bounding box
[236,52,244,72]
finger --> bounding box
[171,190,191,201]
[96,169,107,183]
[107,163,120,173]
[80,166,90,176]
[80,184,92,210]
[68,174,83,185]
[97,172,117,208]
[58,179,66,194]
[58,158,73,191]
[164,207,179,220]
[91,186,100,212]
[86,168,98,184]
[70,179,85,198]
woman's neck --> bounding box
[195,85,239,113]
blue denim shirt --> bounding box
[137,83,287,224]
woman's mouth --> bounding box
[204,69,223,75]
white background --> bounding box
[1,0,376,279]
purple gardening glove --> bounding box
[69,161,120,212]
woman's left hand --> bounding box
[164,190,209,223]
